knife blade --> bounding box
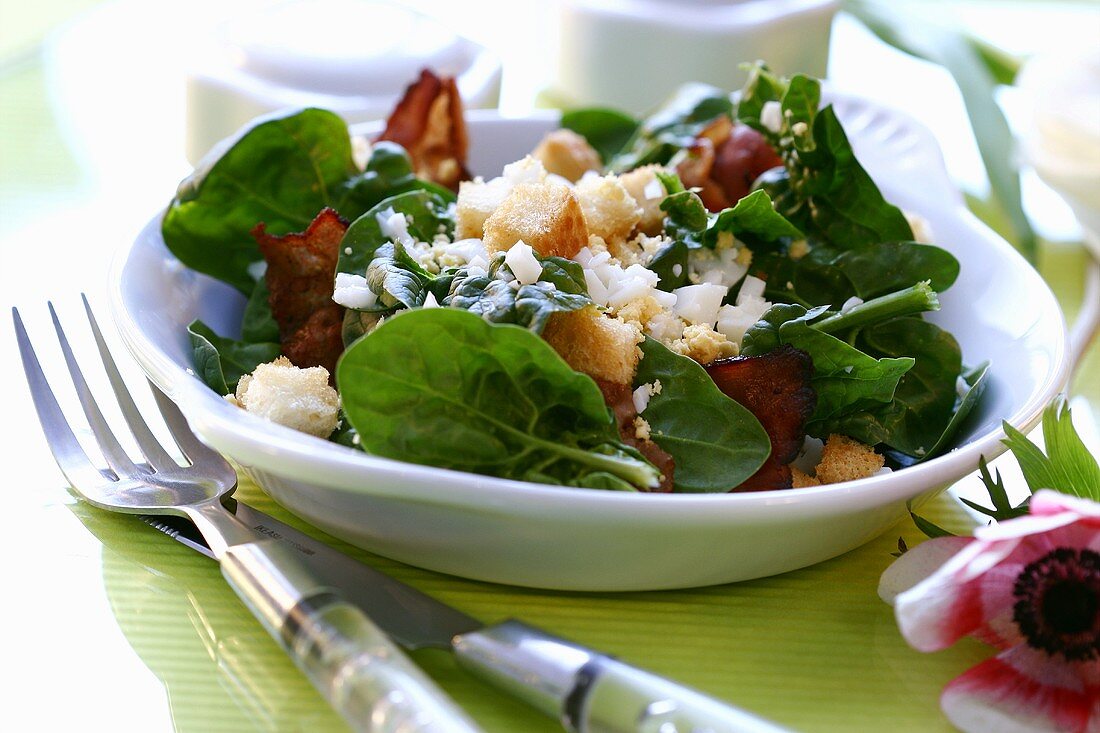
[142,501,790,733]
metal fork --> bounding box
[13,297,482,733]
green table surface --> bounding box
[1,2,1097,731]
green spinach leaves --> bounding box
[633,338,771,492]
[187,320,280,394]
[162,108,444,294]
[337,308,660,491]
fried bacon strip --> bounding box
[675,118,784,211]
[376,69,470,191]
[596,379,675,493]
[705,345,816,492]
[252,208,348,376]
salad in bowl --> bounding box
[166,64,987,496]
[112,63,1067,588]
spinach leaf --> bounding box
[187,320,281,394]
[560,108,640,164]
[703,189,804,249]
[336,308,660,491]
[608,84,734,173]
[336,141,454,214]
[842,317,963,456]
[338,189,455,277]
[741,304,914,436]
[366,241,436,309]
[164,109,355,293]
[830,242,959,299]
[750,241,959,307]
[446,254,592,333]
[241,277,280,343]
[652,173,801,291]
[919,360,991,461]
[646,240,691,291]
[162,109,435,294]
[633,338,771,492]
[736,65,915,249]
[342,308,390,347]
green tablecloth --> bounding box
[1,2,1096,730]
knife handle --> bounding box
[454,620,788,733]
[220,539,483,733]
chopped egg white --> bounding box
[672,283,727,326]
[841,296,864,314]
[333,273,378,309]
[504,241,542,285]
[761,101,783,134]
[715,276,773,346]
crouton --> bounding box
[618,165,668,235]
[233,357,340,438]
[531,129,602,182]
[542,305,642,384]
[483,181,589,259]
[574,173,642,244]
[454,156,547,239]
[814,434,885,485]
[791,467,821,488]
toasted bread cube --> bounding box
[232,357,340,438]
[531,129,603,182]
[542,305,642,385]
[814,434,885,485]
[574,173,642,244]
[455,157,547,239]
[483,181,589,258]
[618,165,667,235]
[455,179,503,240]
[790,467,821,488]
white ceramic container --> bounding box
[552,0,838,114]
[112,94,1069,591]
[185,0,501,164]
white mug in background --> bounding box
[184,0,502,165]
[550,0,838,114]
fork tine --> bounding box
[150,383,233,477]
[80,294,178,472]
[47,302,143,478]
[12,307,112,489]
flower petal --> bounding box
[1031,489,1100,521]
[879,536,973,605]
[894,538,1022,651]
[975,510,1079,542]
[941,645,1098,733]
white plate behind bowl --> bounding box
[111,94,1069,590]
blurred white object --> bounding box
[1017,44,1100,255]
[552,0,837,114]
[185,0,501,164]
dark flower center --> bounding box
[1014,547,1100,661]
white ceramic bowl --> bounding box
[110,94,1070,591]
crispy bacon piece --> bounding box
[252,208,348,376]
[596,379,675,492]
[376,69,470,191]
[676,119,784,212]
[705,345,816,492]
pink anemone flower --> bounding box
[879,490,1100,733]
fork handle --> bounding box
[220,539,483,733]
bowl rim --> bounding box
[109,102,1072,517]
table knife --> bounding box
[143,500,790,733]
